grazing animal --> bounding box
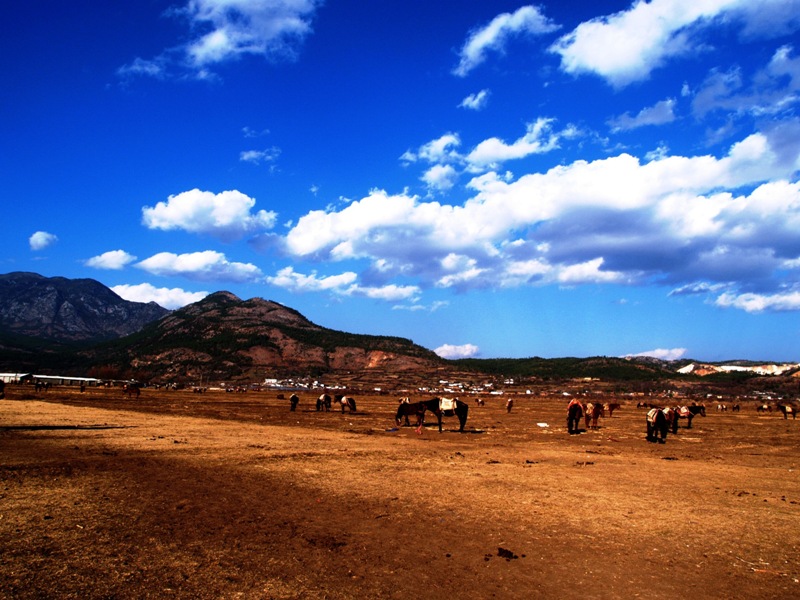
[289,393,299,412]
[731,404,740,412]
[506,398,513,413]
[567,399,583,435]
[398,397,412,425]
[475,398,485,406]
[418,397,469,433]
[605,403,621,417]
[777,404,797,419]
[395,401,426,434]
[672,404,705,431]
[122,383,140,398]
[717,404,727,412]
[646,407,675,443]
[336,395,357,413]
[584,402,604,429]
[317,393,332,412]
[757,404,772,413]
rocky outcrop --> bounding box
[0,272,169,342]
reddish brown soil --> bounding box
[2,386,799,599]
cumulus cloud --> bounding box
[715,289,800,312]
[29,231,58,251]
[626,348,688,361]
[454,5,559,77]
[142,189,277,241]
[119,0,323,79]
[85,250,137,270]
[282,126,800,304]
[421,164,459,193]
[608,98,677,132]
[136,251,263,282]
[266,266,419,301]
[465,117,560,170]
[111,283,208,310]
[240,147,281,165]
[434,343,480,359]
[550,0,800,88]
[459,89,490,111]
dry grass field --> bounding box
[2,385,799,599]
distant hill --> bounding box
[81,291,446,383]
[0,272,169,344]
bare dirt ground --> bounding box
[1,385,799,599]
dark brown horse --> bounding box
[567,400,583,434]
[418,397,469,433]
[605,402,621,417]
[122,383,140,398]
[672,404,705,432]
[395,401,426,434]
[647,407,675,443]
[336,394,357,413]
[777,404,797,419]
[317,393,332,412]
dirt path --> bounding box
[2,389,799,599]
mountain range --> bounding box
[0,272,796,387]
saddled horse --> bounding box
[122,383,140,398]
[757,404,772,413]
[336,394,357,413]
[777,404,797,420]
[672,404,705,432]
[316,393,332,412]
[418,397,469,433]
[584,402,604,429]
[646,407,675,443]
[395,401,426,434]
[567,400,583,435]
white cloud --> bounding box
[715,289,800,312]
[626,348,688,360]
[240,147,280,165]
[551,0,756,87]
[434,343,480,359]
[119,0,323,79]
[459,89,490,111]
[466,117,560,170]
[29,231,57,251]
[454,5,559,77]
[136,250,263,282]
[282,126,800,307]
[421,164,458,193]
[265,266,419,301]
[142,189,277,241]
[608,98,677,132]
[85,250,137,270]
[402,133,462,164]
[111,283,208,310]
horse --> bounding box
[317,393,332,412]
[646,407,675,443]
[289,393,299,412]
[731,404,740,412]
[777,404,797,419]
[584,402,604,429]
[605,402,621,417]
[475,398,485,406]
[395,401,426,434]
[757,404,772,413]
[672,404,705,431]
[567,400,583,435]
[122,383,140,398]
[336,394,357,413]
[418,397,469,433]
[506,398,513,413]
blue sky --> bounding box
[3,1,800,362]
